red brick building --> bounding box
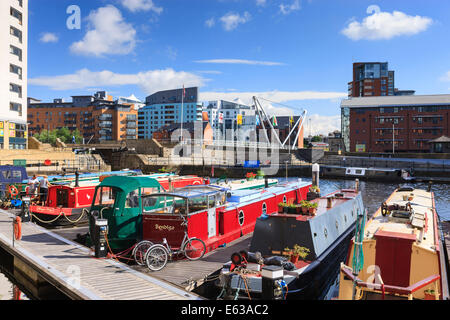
[341,95,450,153]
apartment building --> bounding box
[0,0,28,149]
[138,87,202,139]
[28,91,138,142]
[341,95,450,153]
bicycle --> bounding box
[143,217,206,271]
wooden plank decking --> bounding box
[0,209,202,300]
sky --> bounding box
[27,0,450,135]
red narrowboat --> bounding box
[139,179,311,257]
[30,174,204,227]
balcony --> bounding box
[99,115,113,121]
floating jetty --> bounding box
[0,209,201,300]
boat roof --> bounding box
[147,185,227,199]
[97,176,162,193]
[364,188,438,252]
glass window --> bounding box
[125,189,140,208]
[94,187,119,207]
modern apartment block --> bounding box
[204,99,257,142]
[28,91,138,142]
[138,87,203,139]
[341,95,450,153]
[348,62,415,98]
[0,0,28,149]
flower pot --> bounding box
[309,208,317,215]
[288,207,297,214]
[424,292,436,300]
[402,195,408,201]
[278,205,284,213]
[301,206,308,214]
[296,206,302,214]
[290,255,299,263]
[283,206,289,213]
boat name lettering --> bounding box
[155,224,175,231]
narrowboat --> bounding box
[30,173,204,227]
[338,185,450,300]
[87,176,311,254]
[215,177,278,190]
[320,165,414,182]
[215,182,365,300]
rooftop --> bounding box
[341,94,450,108]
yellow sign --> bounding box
[237,114,243,125]
[10,130,15,138]
[0,122,3,129]
[0,130,3,137]
[355,144,366,152]
[9,123,15,130]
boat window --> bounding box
[142,195,187,215]
[188,195,208,213]
[216,192,226,206]
[262,203,267,215]
[208,195,215,209]
[125,189,140,208]
[94,187,119,208]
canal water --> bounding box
[0,178,448,300]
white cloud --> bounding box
[29,68,206,95]
[279,0,301,15]
[199,90,347,106]
[440,71,450,82]
[342,6,433,41]
[220,12,251,31]
[70,5,137,57]
[195,59,285,66]
[205,18,215,28]
[256,0,267,7]
[304,114,341,136]
[120,0,163,13]
[40,32,58,43]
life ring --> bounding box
[14,216,22,240]
[193,180,201,185]
[9,185,19,197]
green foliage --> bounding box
[33,127,83,145]
[311,135,323,142]
[292,245,310,260]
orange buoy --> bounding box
[14,216,22,240]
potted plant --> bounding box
[246,172,256,181]
[402,194,408,201]
[256,170,265,180]
[278,202,285,213]
[283,247,292,257]
[300,200,309,214]
[424,289,437,300]
[408,193,414,201]
[309,202,318,215]
[288,203,297,214]
[309,186,320,193]
[290,245,310,264]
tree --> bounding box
[311,136,323,142]
[34,127,83,145]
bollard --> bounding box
[312,163,320,188]
[354,179,359,192]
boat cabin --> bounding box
[88,176,163,250]
[141,186,228,248]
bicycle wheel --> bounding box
[145,244,169,271]
[132,240,154,266]
[183,238,206,261]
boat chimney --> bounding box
[354,179,359,192]
[75,170,79,187]
[427,181,432,192]
[327,197,333,208]
[264,176,269,188]
[312,163,320,188]
[168,178,173,192]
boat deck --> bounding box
[53,226,252,293]
[0,209,202,300]
[365,188,436,251]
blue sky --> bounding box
[28,0,450,134]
